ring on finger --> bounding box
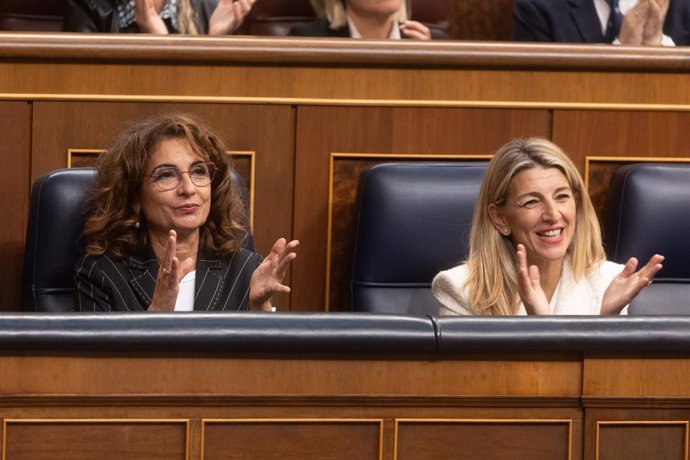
[162,267,171,275]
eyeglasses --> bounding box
[146,162,217,191]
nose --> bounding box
[541,199,560,222]
[177,172,197,196]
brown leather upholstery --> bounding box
[451,0,515,41]
[0,0,66,31]
[410,0,451,38]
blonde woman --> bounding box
[289,0,442,39]
[432,138,664,316]
[63,0,254,35]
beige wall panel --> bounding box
[3,420,187,460]
[202,420,381,460]
[0,101,30,310]
[293,106,550,310]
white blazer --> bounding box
[432,258,626,316]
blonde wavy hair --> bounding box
[464,138,606,315]
[177,0,200,34]
[310,0,408,29]
[83,113,247,258]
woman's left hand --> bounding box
[249,238,299,311]
[601,254,664,315]
[209,0,255,35]
[400,20,432,40]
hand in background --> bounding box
[400,20,431,40]
[600,254,664,314]
[642,0,670,45]
[249,238,299,311]
[209,0,256,35]
[134,0,169,34]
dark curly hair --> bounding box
[83,113,247,258]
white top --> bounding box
[347,15,401,39]
[593,0,675,45]
[432,259,627,316]
[174,270,196,312]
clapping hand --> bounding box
[209,0,256,35]
[148,230,195,311]
[601,254,664,315]
[134,0,169,34]
[515,244,550,315]
[249,238,299,311]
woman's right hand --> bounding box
[148,230,195,311]
[134,0,169,34]
[515,244,550,315]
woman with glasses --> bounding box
[74,113,298,312]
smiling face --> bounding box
[139,137,212,242]
[489,166,577,269]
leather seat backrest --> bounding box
[603,163,690,314]
[351,162,487,315]
[0,0,66,31]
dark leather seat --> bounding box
[603,163,690,314]
[351,162,487,314]
[23,167,252,312]
[0,0,66,31]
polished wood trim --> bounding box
[8,93,690,112]
[325,152,493,310]
[200,418,384,460]
[393,418,573,460]
[594,420,689,460]
[2,33,690,72]
[584,156,690,190]
[582,397,690,409]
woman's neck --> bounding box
[347,10,395,39]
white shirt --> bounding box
[593,0,675,45]
[347,15,401,39]
[174,270,196,311]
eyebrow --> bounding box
[150,160,205,172]
[514,186,572,201]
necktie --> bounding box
[605,0,624,42]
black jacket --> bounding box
[62,0,217,33]
[74,246,261,311]
[513,0,690,45]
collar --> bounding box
[347,14,401,39]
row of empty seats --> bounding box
[23,162,690,314]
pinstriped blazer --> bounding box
[74,246,261,312]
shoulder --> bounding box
[432,264,473,316]
[288,19,349,37]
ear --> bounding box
[488,203,509,234]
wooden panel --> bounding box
[30,101,295,308]
[0,355,580,397]
[596,422,688,460]
[0,101,30,311]
[396,419,571,460]
[3,420,188,460]
[202,420,381,460]
[293,106,550,310]
[584,358,690,397]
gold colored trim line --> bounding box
[7,93,690,111]
[584,156,690,190]
[200,418,384,460]
[595,420,690,460]
[325,152,492,311]
[393,418,573,460]
[2,419,191,460]
[66,149,256,230]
